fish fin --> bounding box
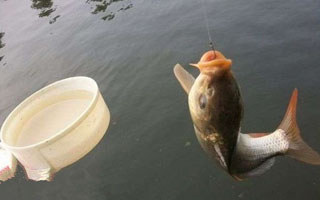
[173,64,195,94]
[279,88,320,165]
[235,157,275,180]
[248,133,269,138]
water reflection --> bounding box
[29,0,133,23]
[31,0,55,17]
[49,15,60,24]
[31,0,60,24]
[0,32,5,62]
[87,0,133,21]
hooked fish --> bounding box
[174,50,320,180]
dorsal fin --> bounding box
[248,133,269,138]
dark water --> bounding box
[1,0,320,199]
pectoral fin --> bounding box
[173,64,195,94]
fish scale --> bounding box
[236,130,289,160]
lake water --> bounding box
[0,0,320,199]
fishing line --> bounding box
[200,0,217,58]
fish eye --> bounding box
[199,94,207,109]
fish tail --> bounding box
[279,88,320,165]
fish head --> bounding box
[188,50,242,172]
[188,50,233,132]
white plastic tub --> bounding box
[0,77,110,181]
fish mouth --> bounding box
[190,50,232,71]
